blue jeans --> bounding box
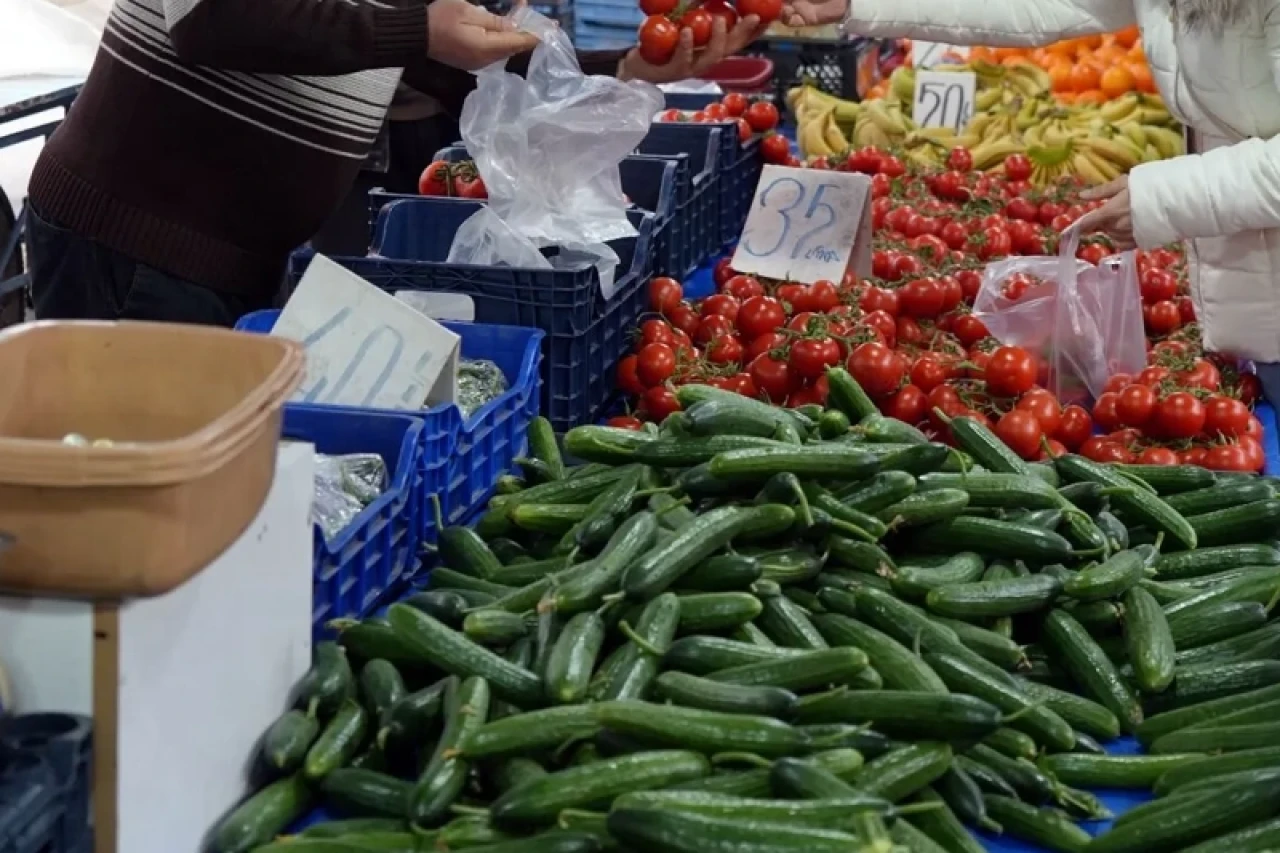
[1259,363,1280,408]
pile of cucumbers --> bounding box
[211,369,1280,853]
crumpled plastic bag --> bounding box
[973,227,1146,404]
[456,358,508,419]
[313,453,387,541]
[446,6,663,298]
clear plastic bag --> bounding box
[446,7,664,298]
[312,452,388,541]
[973,228,1146,404]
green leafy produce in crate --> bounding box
[211,376,1280,853]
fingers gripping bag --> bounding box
[972,227,1146,404]
[446,8,664,298]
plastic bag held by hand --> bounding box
[446,8,664,298]
[972,227,1145,403]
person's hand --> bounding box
[780,0,849,28]
[617,15,768,83]
[1073,176,1135,250]
[426,0,541,71]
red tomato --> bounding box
[454,171,487,198]
[1203,395,1251,438]
[658,108,684,122]
[1144,300,1183,336]
[748,354,794,402]
[680,7,714,45]
[606,415,645,430]
[1005,197,1039,222]
[861,310,897,349]
[1179,358,1222,393]
[746,331,787,361]
[641,386,682,421]
[860,285,899,316]
[787,311,818,334]
[694,314,735,345]
[1103,373,1133,394]
[723,274,765,301]
[910,355,952,393]
[727,372,758,398]
[1239,436,1266,472]
[1115,383,1158,428]
[744,101,781,132]
[668,303,700,337]
[648,276,683,313]
[713,257,737,287]
[638,15,680,64]
[895,316,926,348]
[808,279,841,312]
[703,103,728,120]
[778,283,812,314]
[734,118,753,142]
[721,92,749,117]
[418,160,453,196]
[955,269,983,304]
[790,337,843,382]
[639,0,678,13]
[884,385,930,424]
[1238,373,1263,406]
[1154,392,1207,440]
[952,314,989,348]
[700,293,741,323]
[1180,446,1209,466]
[1079,436,1115,461]
[1016,389,1063,437]
[760,134,790,164]
[737,295,786,341]
[617,354,645,396]
[703,0,740,29]
[972,226,1013,261]
[899,278,945,318]
[706,335,745,366]
[1177,296,1197,324]
[1138,446,1179,466]
[927,385,965,425]
[737,0,782,21]
[1204,443,1251,472]
[848,342,907,398]
[996,410,1044,460]
[1092,392,1123,432]
[1040,439,1068,460]
[1004,154,1033,182]
[1136,366,1171,387]
[1094,442,1136,464]
[639,318,674,347]
[985,346,1037,398]
[946,147,974,172]
[635,342,676,387]
[1140,268,1179,304]
[1077,243,1109,265]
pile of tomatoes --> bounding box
[417,160,488,200]
[638,0,782,67]
[656,95,790,165]
[611,144,1268,472]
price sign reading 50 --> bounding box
[732,166,872,285]
[913,69,977,133]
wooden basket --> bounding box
[0,321,305,598]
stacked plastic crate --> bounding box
[574,0,641,49]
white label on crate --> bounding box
[731,166,873,284]
[395,291,476,323]
[272,254,461,410]
[913,69,976,132]
[911,41,970,68]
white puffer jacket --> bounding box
[844,0,1280,364]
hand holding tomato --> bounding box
[622,13,767,82]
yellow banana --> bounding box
[975,87,1005,112]
[1079,135,1139,169]
[823,113,850,155]
[889,66,916,103]
[1070,151,1110,185]
[971,138,1026,171]
[865,100,909,137]
[799,110,836,159]
[965,112,995,139]
[852,116,894,149]
[1083,148,1123,181]
[1100,92,1140,123]
[1118,122,1148,150]
[1144,125,1185,158]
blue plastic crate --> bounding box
[638,123,721,270]
[573,18,640,47]
[0,713,92,853]
[575,0,642,27]
[628,153,694,277]
[282,405,427,631]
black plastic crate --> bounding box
[758,37,882,105]
[0,714,93,853]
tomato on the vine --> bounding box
[899,278,945,318]
[706,335,744,366]
[1144,300,1182,336]
[700,293,741,323]
[617,354,645,396]
[910,355,952,393]
[1203,395,1251,438]
[790,337,843,382]
[744,101,780,132]
[884,385,929,424]
[946,147,974,172]
[639,0,678,13]
[694,314,735,345]
[606,415,644,430]
[748,354,794,402]
[722,274,764,302]
[1092,392,1122,432]
[760,133,791,164]
[418,161,453,196]
[848,342,906,398]
[1138,446,1179,466]
[648,276,682,314]
[1115,383,1158,428]
[1004,154,1033,182]
[807,279,841,313]
[736,295,786,341]
[1179,358,1221,392]
[1016,389,1063,437]
[641,386,681,421]
[638,15,680,64]
[995,410,1044,460]
[1204,443,1251,472]
[635,342,676,387]
[1153,392,1206,440]
[746,331,787,361]
[680,7,714,45]
[985,346,1037,397]
[721,92,748,117]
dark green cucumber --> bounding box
[966,744,1055,804]
[211,774,312,853]
[438,832,602,853]
[1086,783,1280,853]
[853,742,953,803]
[303,698,368,781]
[1151,721,1280,754]
[1115,463,1216,494]
[876,442,951,476]
[935,765,1001,832]
[653,671,799,717]
[925,652,1075,751]
[410,676,490,826]
[982,726,1039,760]
[386,604,543,707]
[925,574,1063,619]
[1055,454,1197,550]
[982,796,1090,853]
[1164,479,1275,516]
[1136,683,1280,746]
[488,466,630,513]
[943,412,1034,476]
[429,567,516,598]
[663,635,799,674]
[1156,543,1280,579]
[544,610,606,704]
[633,435,790,467]
[877,488,971,528]
[402,589,471,626]
[1040,752,1203,788]
[526,416,564,480]
[463,705,598,758]
[954,755,1018,798]
[594,699,809,756]
[613,790,896,830]
[827,367,880,422]
[1186,499,1280,547]
[439,525,504,579]
[561,426,650,464]
[757,593,827,649]
[1063,549,1145,602]
[1016,681,1119,741]
[889,552,987,600]
[707,445,880,483]
[1145,660,1280,713]
[918,472,1061,509]
[490,750,709,827]
[795,689,1003,741]
[1167,600,1268,649]
[814,613,947,693]
[670,747,866,797]
[599,593,681,701]
[557,466,643,554]
[317,768,411,819]
[547,511,659,614]
[911,787,988,853]
[915,516,1074,564]
[770,756,863,798]
[679,592,763,633]
[1177,816,1280,853]
[298,818,407,838]
[261,709,320,773]
[510,503,591,535]
[1153,746,1280,795]
[294,642,356,718]
[706,647,869,691]
[931,616,1028,670]
[836,470,918,513]
[752,547,825,586]
[434,814,515,848]
[462,610,529,646]
[1043,609,1143,732]
[378,678,449,756]
[1123,586,1175,694]
[686,397,785,437]
[606,806,864,853]
[678,553,763,591]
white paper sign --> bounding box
[911,41,970,68]
[732,166,873,284]
[272,255,461,410]
[913,69,977,133]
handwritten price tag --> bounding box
[911,41,969,68]
[913,69,976,133]
[272,255,461,410]
[732,166,873,284]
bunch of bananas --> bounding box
[786,60,1185,187]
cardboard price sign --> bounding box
[913,69,977,133]
[732,166,873,285]
[911,41,970,68]
[272,255,460,410]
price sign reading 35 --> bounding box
[732,166,873,285]
[913,69,977,133]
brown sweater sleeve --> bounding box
[401,47,630,119]
[166,0,428,74]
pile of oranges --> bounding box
[895,27,1155,105]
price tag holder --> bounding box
[272,255,461,410]
[911,41,969,68]
[913,69,977,133]
[732,166,873,284]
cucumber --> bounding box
[615,790,899,832]
[439,526,505,579]
[1186,499,1280,547]
[756,592,827,649]
[294,642,356,718]
[1116,463,1216,494]
[918,471,1061,509]
[606,806,864,853]
[1156,543,1280,579]
[925,652,1075,751]
[653,671,799,717]
[1039,752,1204,788]
[594,699,810,756]
[686,397,786,437]
[814,613,947,693]
[931,617,1027,670]
[464,705,597,759]
[1177,817,1280,853]
[678,553,763,591]
[664,635,800,674]
[557,466,643,554]
[1151,722,1280,754]
[1153,746,1280,795]
[770,755,863,798]
[317,768,412,819]
[438,832,602,853]
[925,574,1063,619]
[679,592,764,633]
[914,516,1074,564]
[826,367,880,422]
[795,689,1003,741]
[410,676,490,826]
[1164,479,1275,516]
[877,488,971,528]
[943,412,1034,476]
[211,775,312,853]
[429,568,516,598]
[386,604,543,707]
[547,511,660,614]
[1167,600,1268,649]
[835,470,918,513]
[378,679,449,757]
[261,709,320,773]
[303,698,369,781]
[706,647,870,691]
[490,750,710,827]
[1145,660,1280,713]
[982,796,1090,853]
[599,593,681,701]
[562,426,650,464]
[633,435,790,467]
[754,548,825,586]
[543,610,606,704]
[527,416,564,480]
[1056,454,1198,550]
[671,747,867,797]
[966,744,1055,804]
[982,726,1039,760]
[1062,549,1145,602]
[1087,783,1280,853]
[403,589,471,625]
[489,466,630,513]
[1043,609,1143,732]
[510,503,591,535]
[435,814,516,848]
[708,445,880,482]
[826,537,897,573]
[462,610,529,647]
[1136,684,1280,747]
[910,787,988,853]
[299,818,407,838]
[889,552,987,600]
[1123,586,1176,694]
[854,742,953,802]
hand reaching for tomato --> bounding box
[779,0,848,27]
[621,12,769,83]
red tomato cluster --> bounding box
[611,145,1267,472]
[657,96,790,164]
[638,0,782,67]
[417,160,487,199]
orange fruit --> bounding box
[1082,33,1104,50]
[1092,44,1126,64]
[1002,55,1034,67]
[1075,89,1106,106]
[1115,25,1140,48]
[1100,65,1136,99]
[969,46,997,63]
[1047,62,1074,93]
[1069,63,1102,92]
[1130,62,1157,94]
[1128,41,1146,61]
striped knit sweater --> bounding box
[29,0,452,298]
